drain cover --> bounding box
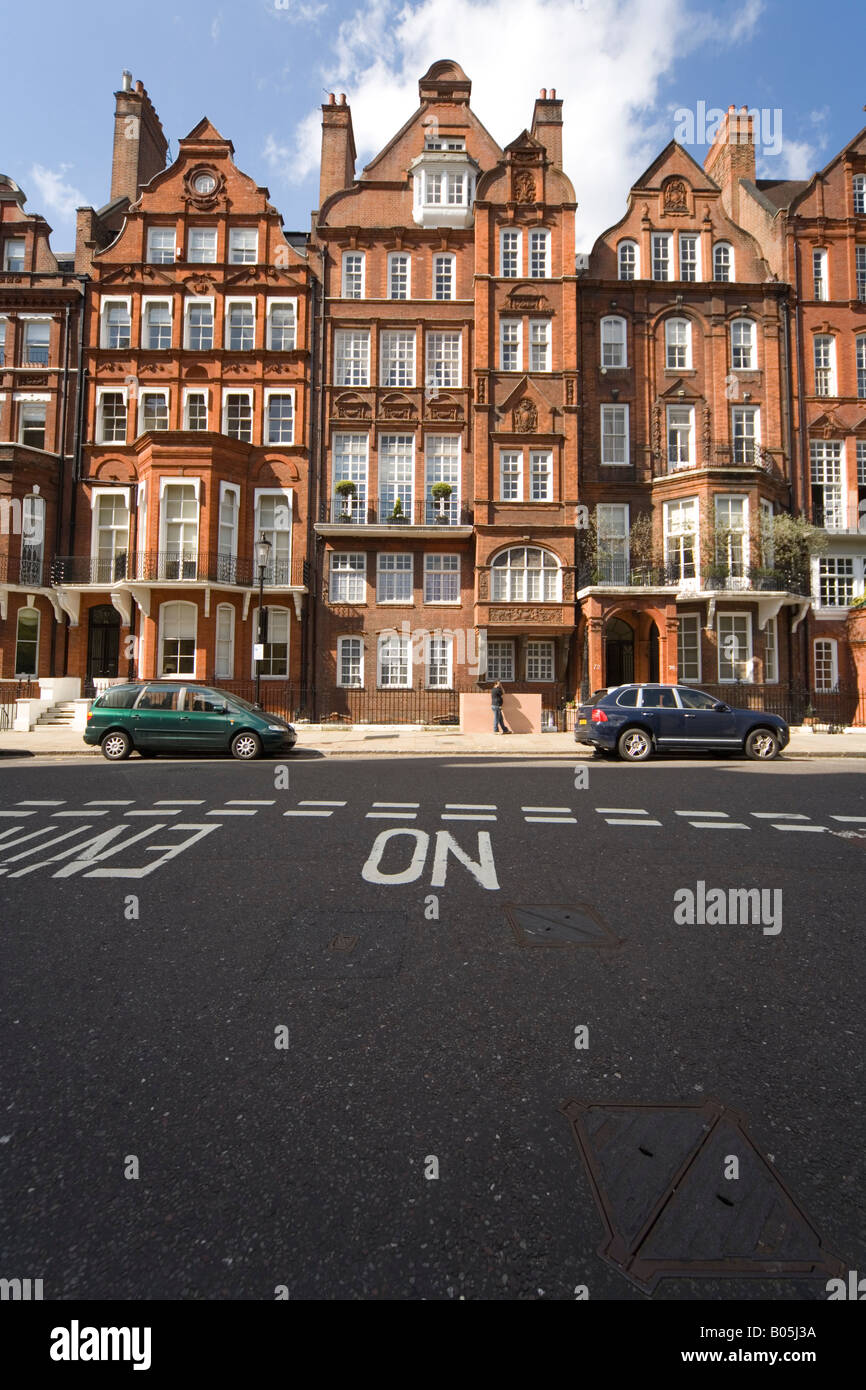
[561,1098,846,1293]
[505,903,621,948]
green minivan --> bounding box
[84,683,297,761]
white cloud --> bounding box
[266,0,767,249]
[28,163,87,222]
[211,14,222,42]
[268,0,327,21]
[758,138,819,181]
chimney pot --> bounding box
[540,88,547,98]
[122,70,132,91]
[135,79,143,93]
[550,87,556,98]
[328,92,335,104]
[339,93,347,105]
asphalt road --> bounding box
[1,752,864,1301]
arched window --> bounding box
[731,318,756,370]
[600,316,627,367]
[15,605,39,676]
[665,316,692,370]
[618,240,638,280]
[159,601,197,678]
[713,242,734,282]
[490,546,561,602]
[853,174,866,215]
[252,605,289,678]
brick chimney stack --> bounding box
[318,93,356,211]
[704,104,756,224]
[110,71,168,204]
[531,86,563,168]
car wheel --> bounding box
[101,730,132,761]
[231,730,262,761]
[618,727,653,762]
[744,728,779,761]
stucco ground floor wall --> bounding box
[0,589,60,683]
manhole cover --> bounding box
[561,1098,846,1293]
[505,903,621,949]
[329,933,358,952]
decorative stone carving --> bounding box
[513,170,536,204]
[663,177,689,213]
[562,569,575,600]
[427,400,461,421]
[334,393,371,420]
[651,404,662,458]
[565,377,575,406]
[512,399,538,433]
[380,393,416,420]
[223,359,254,375]
[477,376,486,404]
[478,571,489,600]
[184,275,217,295]
[489,606,560,623]
[702,404,712,458]
[18,375,48,387]
[506,289,551,313]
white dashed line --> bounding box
[206,809,259,816]
[689,821,750,830]
[366,811,417,820]
[0,811,36,818]
[85,800,135,806]
[16,800,65,806]
[445,803,498,811]
[751,812,809,820]
[524,815,578,824]
[372,802,420,808]
[441,814,497,821]
[605,818,663,827]
[522,806,572,813]
[52,810,109,818]
[125,809,183,817]
[774,824,827,832]
[830,815,866,822]
[283,810,334,818]
[675,810,729,818]
[595,807,647,815]
[226,800,276,806]
[299,800,347,807]
[154,800,204,806]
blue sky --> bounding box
[4,0,864,254]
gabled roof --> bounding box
[631,140,719,193]
[787,121,866,214]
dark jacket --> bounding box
[491,686,504,707]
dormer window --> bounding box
[410,148,478,229]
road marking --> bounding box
[372,802,420,808]
[125,809,183,817]
[595,807,648,815]
[299,800,347,807]
[85,800,135,806]
[16,800,65,806]
[774,824,827,832]
[675,810,728,818]
[226,800,276,806]
[366,811,417,819]
[604,818,663,827]
[283,809,335,817]
[521,806,572,813]
[445,803,498,811]
[0,811,36,818]
[524,815,578,824]
[830,815,866,822]
[689,821,750,830]
[441,813,497,822]
[52,810,109,818]
[751,812,809,820]
[206,808,259,816]
[154,800,204,806]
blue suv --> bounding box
[573,684,789,762]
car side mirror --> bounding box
[212,703,228,714]
[714,701,730,712]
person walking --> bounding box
[491,681,510,733]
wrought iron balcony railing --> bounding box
[0,552,45,586]
[322,498,473,526]
[50,552,306,587]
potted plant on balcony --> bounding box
[388,496,408,525]
[335,479,356,521]
[703,563,729,590]
[431,481,453,523]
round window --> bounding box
[193,171,216,194]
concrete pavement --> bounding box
[1,723,865,758]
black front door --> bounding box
[648,622,660,682]
[87,605,121,683]
[605,618,634,686]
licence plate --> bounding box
[578,718,587,725]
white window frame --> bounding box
[387,252,410,300]
[855,175,866,215]
[329,552,366,604]
[141,296,173,351]
[423,553,460,604]
[500,450,523,501]
[217,482,240,578]
[158,478,201,575]
[425,633,453,689]
[811,441,845,530]
[254,488,293,585]
[665,316,692,370]
[425,331,462,389]
[529,319,551,372]
[90,486,131,574]
[377,632,411,688]
[600,316,627,368]
[812,247,828,301]
[376,552,413,604]
[379,330,416,388]
[341,251,365,299]
[424,435,461,523]
[500,318,522,371]
[251,605,290,678]
[187,227,218,264]
[818,556,856,608]
[601,404,629,466]
[731,318,756,370]
[814,637,838,690]
[337,635,364,687]
[713,241,733,282]
[529,449,553,502]
[332,434,369,522]
[664,497,699,583]
[763,615,778,684]
[677,614,701,682]
[618,240,639,280]
[214,602,235,678]
[651,233,672,281]
[266,297,297,351]
[717,612,753,683]
[596,502,629,583]
[96,385,128,445]
[500,228,521,279]
[490,546,561,602]
[857,336,866,399]
[334,330,370,387]
[14,605,40,677]
[184,297,215,351]
[378,434,414,516]
[229,227,258,265]
[678,233,700,282]
[100,297,131,349]
[528,229,550,278]
[147,226,177,264]
[667,404,695,470]
[433,253,456,301]
[731,405,760,465]
[222,389,254,442]
[714,494,750,581]
[183,387,209,431]
[158,600,197,678]
[486,639,514,682]
[263,388,295,445]
[224,297,256,352]
[138,388,170,436]
[4,237,26,273]
[525,639,555,682]
[22,316,51,365]
[813,334,836,396]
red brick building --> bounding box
[0,174,84,685]
[311,62,578,718]
[576,114,808,700]
[51,93,313,697]
[724,115,866,717]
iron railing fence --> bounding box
[323,499,474,527]
[0,679,39,730]
[206,680,569,728]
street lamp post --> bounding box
[254,533,272,707]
